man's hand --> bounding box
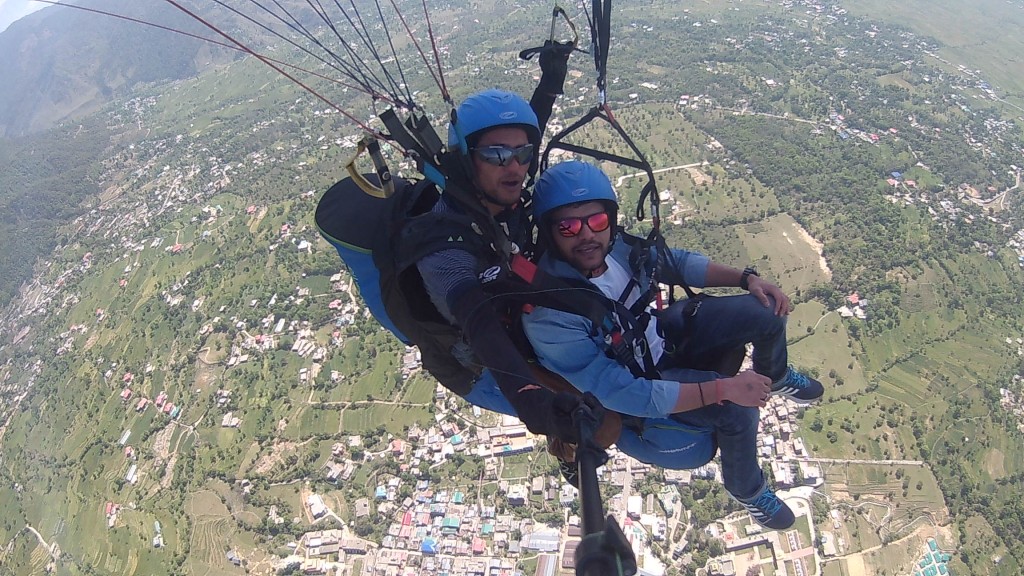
[720,370,772,408]
[747,275,791,316]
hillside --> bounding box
[0,1,1023,575]
[0,0,241,138]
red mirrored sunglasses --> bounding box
[555,211,611,237]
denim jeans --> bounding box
[657,293,789,382]
[465,368,763,499]
[648,293,784,499]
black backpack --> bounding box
[316,174,496,395]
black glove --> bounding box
[512,387,580,442]
[571,392,609,446]
[537,40,574,96]
[514,388,613,445]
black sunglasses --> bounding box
[555,211,611,237]
[471,144,535,167]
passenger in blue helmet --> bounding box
[410,49,621,447]
[523,160,828,530]
[532,159,619,274]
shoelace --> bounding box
[777,366,810,390]
[787,370,810,389]
[747,490,783,516]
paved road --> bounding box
[615,163,704,187]
[796,457,925,466]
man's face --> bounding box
[472,126,531,212]
[548,201,612,276]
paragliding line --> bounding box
[159,0,382,137]
[30,0,403,109]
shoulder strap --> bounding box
[500,255,661,379]
[611,231,661,316]
[496,255,616,336]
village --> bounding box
[93,307,827,576]
[244,379,827,576]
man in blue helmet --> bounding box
[405,48,621,446]
[520,160,826,529]
[416,89,553,419]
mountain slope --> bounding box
[0,0,235,137]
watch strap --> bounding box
[740,267,759,290]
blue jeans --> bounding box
[462,370,518,416]
[647,294,783,499]
[464,369,762,498]
[663,367,763,499]
[657,293,789,382]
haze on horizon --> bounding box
[0,0,47,33]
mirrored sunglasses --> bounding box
[471,144,535,167]
[555,211,611,237]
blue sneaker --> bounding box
[772,366,824,404]
[733,484,795,530]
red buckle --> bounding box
[510,254,537,283]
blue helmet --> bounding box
[448,89,541,153]
[533,160,618,223]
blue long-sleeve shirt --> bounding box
[521,235,710,418]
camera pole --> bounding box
[571,400,637,576]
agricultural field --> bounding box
[841,0,1024,106]
[183,490,239,575]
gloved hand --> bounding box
[517,388,619,445]
[537,40,574,95]
[548,409,622,461]
[516,389,582,443]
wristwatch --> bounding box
[739,267,759,290]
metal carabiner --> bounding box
[343,135,395,199]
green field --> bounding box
[842,0,1024,107]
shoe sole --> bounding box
[771,385,822,405]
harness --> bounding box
[593,232,666,379]
[393,197,670,384]
[512,231,670,381]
